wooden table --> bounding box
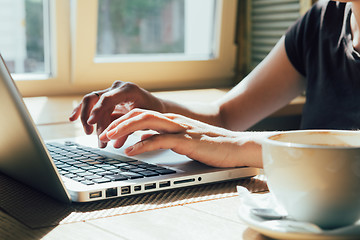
[0,89,298,240]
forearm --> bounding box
[160,98,224,127]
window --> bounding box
[0,0,238,97]
[96,0,215,61]
[242,0,315,73]
[0,0,49,77]
[1,0,70,96]
[71,0,238,91]
[250,0,301,69]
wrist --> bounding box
[233,131,275,168]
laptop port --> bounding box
[121,186,131,195]
[134,185,141,191]
[144,183,156,190]
[174,178,195,185]
[106,188,118,198]
[89,191,102,199]
[159,181,171,188]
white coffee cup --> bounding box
[262,130,360,229]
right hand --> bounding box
[98,108,263,168]
[69,81,165,147]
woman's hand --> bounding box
[69,81,165,147]
[99,109,263,168]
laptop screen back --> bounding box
[0,55,70,203]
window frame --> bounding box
[16,0,71,97]
[16,0,238,97]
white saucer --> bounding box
[236,186,360,240]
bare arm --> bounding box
[161,36,305,130]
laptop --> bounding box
[0,54,259,203]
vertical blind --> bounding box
[250,0,301,68]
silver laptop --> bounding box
[0,54,259,203]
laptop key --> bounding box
[87,161,102,165]
[88,168,106,174]
[146,166,167,171]
[81,180,95,185]
[120,165,137,170]
[156,169,177,175]
[129,168,146,172]
[62,166,79,171]
[64,160,79,165]
[114,163,130,168]
[107,174,128,181]
[84,174,102,180]
[65,141,78,146]
[63,153,78,158]
[116,156,137,162]
[81,165,97,170]
[138,170,159,177]
[77,171,93,177]
[105,160,123,164]
[55,163,68,169]
[52,155,68,161]
[72,163,89,168]
[129,161,147,166]
[121,172,143,179]
[95,171,109,176]
[92,178,111,184]
[59,170,68,175]
[72,156,89,161]
[72,168,86,174]
[64,173,77,178]
[72,176,86,182]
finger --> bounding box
[69,103,82,121]
[80,93,101,134]
[87,91,117,125]
[87,82,134,124]
[102,108,145,134]
[110,80,124,89]
[112,135,129,148]
[98,137,107,148]
[124,134,223,167]
[141,133,156,141]
[95,111,116,148]
[105,111,187,140]
[98,109,144,141]
[125,134,180,156]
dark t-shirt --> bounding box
[285,0,360,130]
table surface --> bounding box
[0,89,292,240]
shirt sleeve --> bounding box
[284,1,325,77]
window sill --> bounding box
[24,88,305,126]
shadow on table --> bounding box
[243,228,273,240]
[0,173,268,229]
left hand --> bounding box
[99,109,263,168]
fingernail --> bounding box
[87,115,95,124]
[107,128,118,138]
[99,133,107,141]
[125,146,134,154]
[98,139,107,148]
[85,127,92,135]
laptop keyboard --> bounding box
[46,141,176,185]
